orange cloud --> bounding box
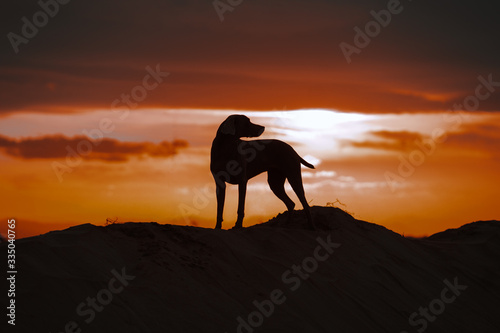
[0,135,188,162]
[348,123,500,158]
[444,123,500,156]
[348,130,425,151]
[2,1,500,115]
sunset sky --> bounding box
[1,0,499,238]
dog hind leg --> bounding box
[267,169,296,222]
[287,169,315,230]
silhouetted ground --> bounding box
[5,207,500,332]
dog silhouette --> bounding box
[210,114,315,229]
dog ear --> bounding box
[220,116,236,135]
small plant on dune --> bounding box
[326,198,346,208]
[326,199,355,216]
[105,217,119,226]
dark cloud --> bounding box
[1,0,499,114]
[348,130,425,151]
[0,134,188,161]
[348,123,500,156]
[443,123,500,156]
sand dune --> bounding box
[7,206,500,332]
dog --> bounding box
[210,114,315,229]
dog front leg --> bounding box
[234,181,247,229]
[215,183,226,229]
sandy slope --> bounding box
[5,206,500,333]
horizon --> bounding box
[7,205,498,241]
[1,0,499,239]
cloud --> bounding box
[347,123,500,157]
[348,130,425,151]
[0,135,188,162]
[443,123,500,156]
[1,0,499,114]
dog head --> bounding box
[217,115,265,138]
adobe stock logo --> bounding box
[7,0,72,54]
[212,0,244,22]
[50,267,135,333]
[400,277,467,333]
[339,0,405,64]
[179,140,268,223]
[226,235,341,333]
[51,63,169,182]
[384,73,500,191]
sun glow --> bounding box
[248,109,379,154]
[281,109,375,131]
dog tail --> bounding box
[300,157,315,169]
